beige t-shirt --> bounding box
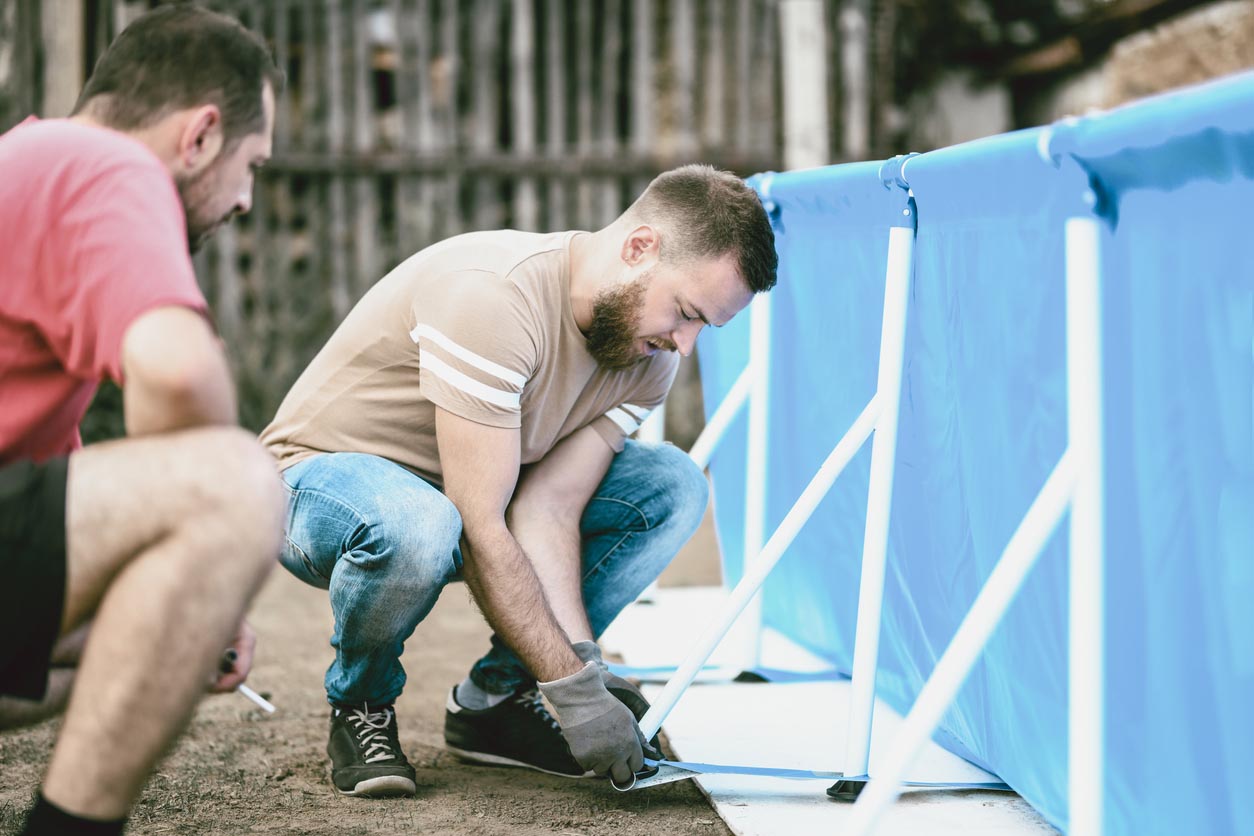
[261,230,679,487]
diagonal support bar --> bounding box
[638,395,881,739]
[687,367,752,471]
[843,451,1076,834]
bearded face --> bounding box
[176,159,240,254]
[585,271,652,371]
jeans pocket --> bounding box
[280,534,331,589]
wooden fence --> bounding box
[189,0,794,432]
[15,1,886,438]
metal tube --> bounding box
[843,225,914,776]
[1065,215,1105,836]
[739,293,773,669]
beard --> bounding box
[175,165,234,254]
[586,272,651,371]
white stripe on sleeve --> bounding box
[420,349,521,410]
[605,407,641,435]
[410,323,528,389]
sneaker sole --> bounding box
[336,775,418,798]
[445,745,594,778]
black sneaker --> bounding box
[443,686,591,777]
[327,702,417,797]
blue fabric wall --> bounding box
[698,71,1254,834]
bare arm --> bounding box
[436,407,584,683]
[120,306,237,436]
[506,425,615,643]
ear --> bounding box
[177,105,225,176]
[620,224,660,267]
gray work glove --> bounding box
[571,641,661,757]
[538,661,646,784]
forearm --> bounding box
[507,504,592,643]
[460,519,584,683]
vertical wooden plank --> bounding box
[752,0,779,158]
[780,0,830,169]
[439,0,461,238]
[41,0,83,118]
[545,0,567,230]
[873,0,898,158]
[702,0,726,153]
[326,0,352,320]
[673,0,697,159]
[597,0,621,225]
[269,1,300,395]
[352,0,379,292]
[574,0,594,226]
[840,0,871,160]
[734,0,753,157]
[472,0,501,231]
[630,0,654,200]
[511,0,539,231]
[395,0,433,255]
[273,0,292,150]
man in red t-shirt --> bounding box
[0,7,285,835]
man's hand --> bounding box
[538,662,646,784]
[210,619,256,693]
[572,640,661,757]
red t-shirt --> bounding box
[0,117,208,464]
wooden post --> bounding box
[545,0,568,230]
[351,0,380,291]
[511,0,539,231]
[574,0,594,226]
[839,0,870,161]
[672,0,697,159]
[779,0,830,170]
[326,0,352,319]
[629,0,653,198]
[41,0,83,118]
[598,0,621,226]
[472,0,501,231]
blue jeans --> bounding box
[279,440,708,705]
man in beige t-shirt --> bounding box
[261,165,777,797]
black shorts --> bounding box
[0,456,69,700]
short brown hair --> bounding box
[629,164,778,293]
[73,3,283,147]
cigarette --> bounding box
[237,683,276,713]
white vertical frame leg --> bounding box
[736,292,773,671]
[1065,214,1105,836]
[842,222,914,777]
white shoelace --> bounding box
[514,689,561,732]
[347,705,397,763]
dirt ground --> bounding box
[0,512,728,836]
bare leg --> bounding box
[39,427,283,820]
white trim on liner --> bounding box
[606,407,641,435]
[410,323,528,389]
[420,350,521,410]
